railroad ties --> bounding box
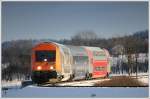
[38,78,110,87]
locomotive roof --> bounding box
[33,42,106,55]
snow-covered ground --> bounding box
[111,72,149,85]
[2,86,149,98]
[1,73,148,88]
[137,77,149,86]
[1,80,22,88]
[110,72,148,77]
[1,73,149,98]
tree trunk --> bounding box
[135,54,138,79]
[128,54,132,76]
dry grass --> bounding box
[95,76,147,87]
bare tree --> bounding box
[111,44,125,74]
[72,31,98,40]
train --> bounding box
[31,42,111,84]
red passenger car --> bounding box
[85,47,109,78]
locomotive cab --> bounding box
[31,42,61,84]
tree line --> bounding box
[2,30,148,81]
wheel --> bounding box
[105,73,109,79]
[57,75,63,81]
[85,73,92,80]
[69,74,74,81]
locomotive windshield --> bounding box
[35,50,56,62]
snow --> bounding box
[137,77,149,86]
[2,86,149,98]
[1,80,22,88]
[111,72,149,85]
[111,72,148,76]
[1,73,149,98]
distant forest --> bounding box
[2,30,148,81]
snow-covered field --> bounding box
[2,86,149,98]
[1,73,149,98]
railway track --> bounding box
[38,78,110,87]
[21,77,110,88]
[22,74,148,87]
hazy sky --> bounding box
[2,2,148,42]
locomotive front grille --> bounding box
[31,70,57,84]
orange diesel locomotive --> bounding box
[31,42,111,84]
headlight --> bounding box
[50,66,53,70]
[44,59,47,62]
[37,66,42,70]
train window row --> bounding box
[95,66,106,71]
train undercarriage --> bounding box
[31,70,108,84]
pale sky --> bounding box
[2,1,148,42]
